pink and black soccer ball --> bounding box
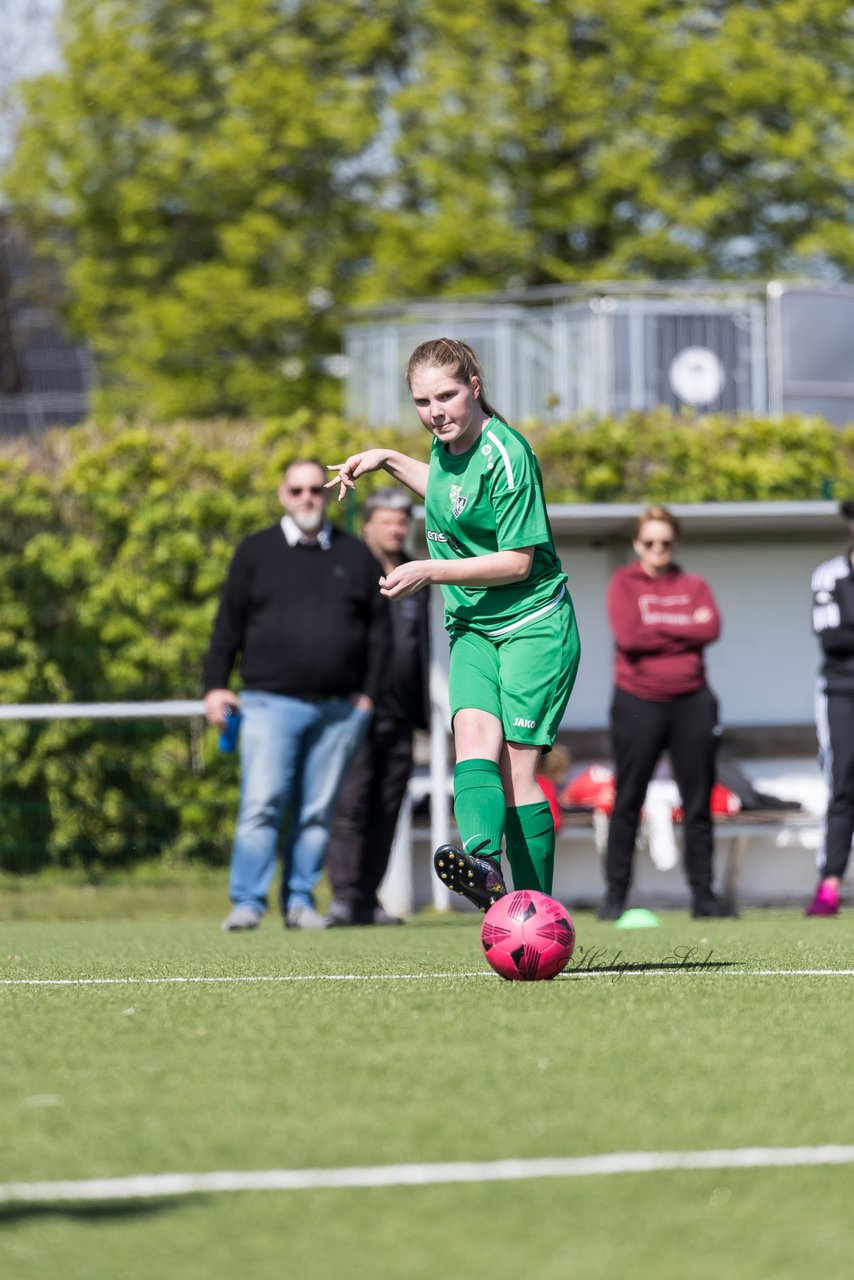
[481,890,576,981]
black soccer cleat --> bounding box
[433,843,507,912]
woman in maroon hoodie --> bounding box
[599,505,734,920]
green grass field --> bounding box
[1,887,852,1280]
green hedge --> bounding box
[0,413,408,874]
[531,409,854,503]
[0,410,850,874]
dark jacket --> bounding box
[203,523,391,702]
[812,551,854,695]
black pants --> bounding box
[819,687,854,879]
[325,718,414,917]
[605,685,719,901]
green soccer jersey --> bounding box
[424,415,568,635]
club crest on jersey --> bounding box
[449,483,467,518]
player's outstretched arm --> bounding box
[327,448,429,501]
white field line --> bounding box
[1,968,853,987]
[2,1146,854,1204]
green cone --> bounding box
[615,907,661,929]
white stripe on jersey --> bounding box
[812,554,849,632]
[484,584,567,638]
[814,602,841,631]
[811,555,849,594]
[486,429,515,490]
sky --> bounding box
[0,0,61,166]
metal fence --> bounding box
[344,304,557,426]
[344,281,854,428]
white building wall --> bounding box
[393,502,847,913]
[556,531,841,730]
[418,501,846,734]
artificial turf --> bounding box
[1,900,852,1280]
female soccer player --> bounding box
[328,338,580,909]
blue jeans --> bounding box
[229,691,371,915]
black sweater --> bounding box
[203,524,391,702]
[812,551,854,695]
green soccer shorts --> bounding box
[447,594,581,750]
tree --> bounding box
[361,0,854,299]
[7,1,854,418]
[4,0,406,418]
[0,0,60,168]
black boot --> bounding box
[691,891,737,919]
[433,844,507,912]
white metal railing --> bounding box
[0,694,451,916]
[0,701,206,721]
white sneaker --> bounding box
[286,904,329,930]
[221,905,261,932]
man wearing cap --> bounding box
[325,488,430,925]
[807,499,854,915]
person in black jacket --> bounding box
[807,499,854,916]
[325,488,430,926]
[204,459,390,931]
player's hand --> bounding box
[326,450,389,501]
[379,560,433,600]
[693,606,713,623]
[204,689,240,730]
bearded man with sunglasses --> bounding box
[599,505,732,921]
[204,459,390,931]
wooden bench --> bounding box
[696,809,822,907]
[382,780,823,916]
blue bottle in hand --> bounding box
[218,706,242,753]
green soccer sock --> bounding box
[504,801,556,893]
[453,759,506,861]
